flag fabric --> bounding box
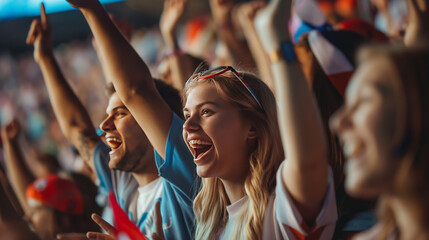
[109,191,147,240]
[290,0,332,43]
[308,30,354,98]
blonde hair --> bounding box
[359,46,429,239]
[184,70,284,239]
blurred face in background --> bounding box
[331,56,407,198]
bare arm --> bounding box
[1,120,34,213]
[255,0,329,223]
[67,0,173,158]
[210,0,255,68]
[160,0,194,91]
[27,4,98,171]
[236,1,274,91]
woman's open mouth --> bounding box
[188,139,213,161]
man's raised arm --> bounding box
[67,0,174,159]
[27,3,98,171]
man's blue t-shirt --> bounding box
[94,113,199,239]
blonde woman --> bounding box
[66,0,337,239]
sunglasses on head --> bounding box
[186,66,263,108]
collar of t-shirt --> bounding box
[226,195,248,219]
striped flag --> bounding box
[308,30,354,98]
[290,0,332,43]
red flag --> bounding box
[109,191,147,240]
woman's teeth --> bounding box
[188,139,212,147]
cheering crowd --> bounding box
[1,0,429,239]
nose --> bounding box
[183,115,200,132]
[329,106,351,136]
[99,115,115,132]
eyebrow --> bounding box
[107,105,128,114]
[183,101,219,112]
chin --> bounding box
[196,165,217,178]
[108,156,125,170]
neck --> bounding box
[132,172,159,187]
[131,155,159,187]
[221,179,246,204]
[387,195,426,240]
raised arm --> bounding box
[67,0,173,158]
[1,120,34,213]
[210,0,255,68]
[255,0,329,223]
[160,0,194,91]
[26,3,98,171]
[236,1,274,91]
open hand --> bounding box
[1,120,20,141]
[237,1,267,31]
[210,0,235,27]
[160,0,188,47]
[254,0,292,53]
[25,3,52,63]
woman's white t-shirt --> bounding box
[218,160,337,240]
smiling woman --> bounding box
[184,68,285,240]
[331,45,429,239]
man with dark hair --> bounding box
[27,4,196,239]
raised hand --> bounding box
[1,120,20,141]
[25,3,52,63]
[151,201,165,240]
[254,0,292,53]
[209,0,234,27]
[405,0,429,46]
[237,1,267,30]
[86,213,117,240]
[236,1,274,89]
[160,0,188,48]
